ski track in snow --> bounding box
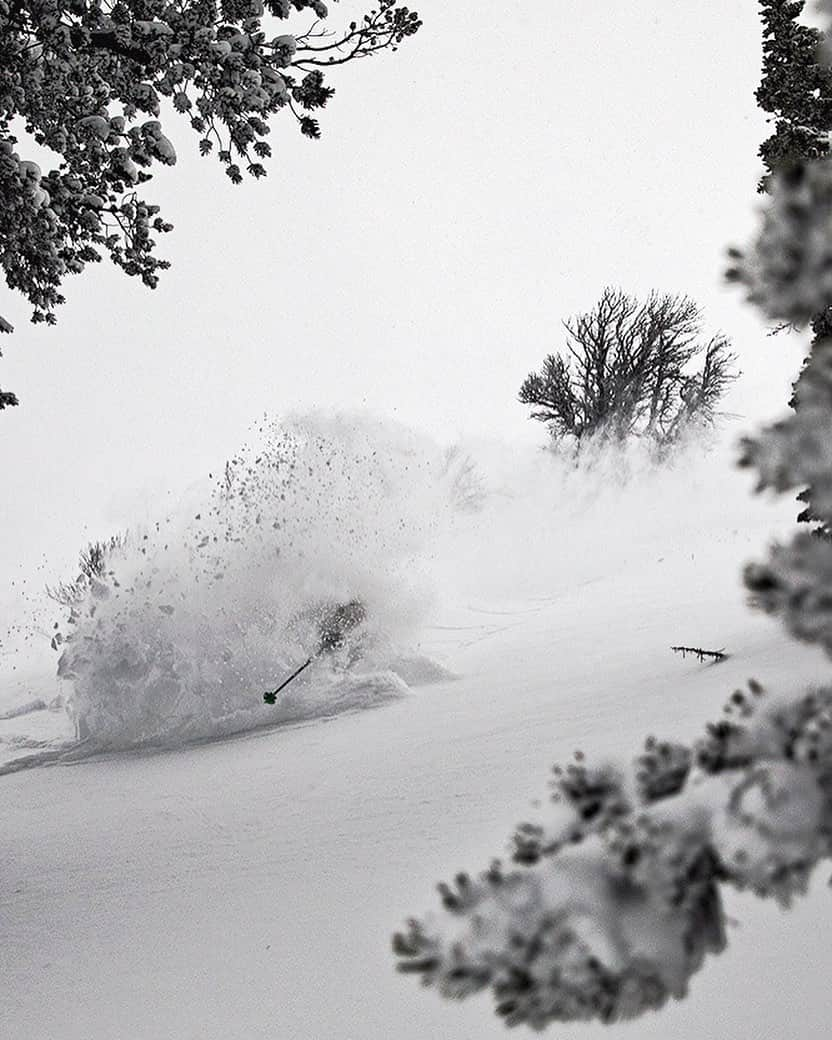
[3,426,832,1039]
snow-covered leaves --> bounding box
[0,0,421,344]
[746,532,832,653]
[727,161,832,325]
[740,338,832,657]
[755,0,832,188]
[394,685,832,1028]
[740,340,832,512]
[0,311,17,405]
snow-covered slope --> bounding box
[2,424,831,1039]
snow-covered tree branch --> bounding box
[394,681,832,1027]
[0,0,421,404]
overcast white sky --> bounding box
[0,0,813,604]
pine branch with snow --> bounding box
[394,683,832,1028]
[0,0,421,385]
[727,160,832,325]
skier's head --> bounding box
[316,598,366,654]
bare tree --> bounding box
[518,288,737,447]
[46,533,128,606]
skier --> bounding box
[263,598,367,704]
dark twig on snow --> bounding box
[671,645,729,664]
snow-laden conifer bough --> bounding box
[263,599,367,704]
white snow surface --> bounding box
[2,418,832,1039]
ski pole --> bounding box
[263,657,313,704]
